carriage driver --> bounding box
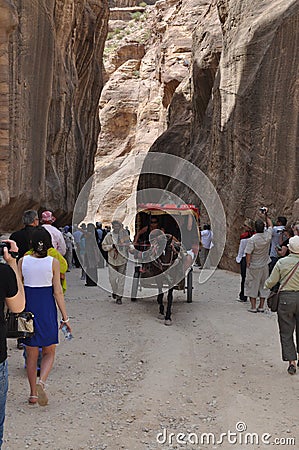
[133,216,165,250]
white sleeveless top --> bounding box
[22,255,54,287]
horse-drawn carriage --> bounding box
[130,203,200,322]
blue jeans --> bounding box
[0,360,8,448]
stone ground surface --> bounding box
[3,267,299,449]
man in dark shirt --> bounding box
[0,240,25,448]
[9,210,39,258]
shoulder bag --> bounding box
[267,262,299,312]
[6,310,34,339]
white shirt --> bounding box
[270,226,285,258]
[42,224,66,255]
[201,230,213,250]
[22,255,53,287]
[236,238,249,263]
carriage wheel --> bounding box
[131,266,141,301]
[186,267,193,303]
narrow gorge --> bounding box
[93,0,299,269]
[0,0,298,269]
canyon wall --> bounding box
[138,0,299,269]
[0,0,108,230]
[90,0,205,226]
[194,0,299,268]
[4,0,295,271]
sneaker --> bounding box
[248,308,257,313]
[164,319,172,326]
[116,297,122,305]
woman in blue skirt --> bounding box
[19,228,72,406]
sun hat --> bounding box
[288,236,299,254]
[41,210,56,224]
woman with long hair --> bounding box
[25,228,68,292]
[18,228,72,405]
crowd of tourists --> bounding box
[236,208,299,375]
[1,205,299,447]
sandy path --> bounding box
[3,267,299,449]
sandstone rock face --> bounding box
[0,0,18,216]
[194,0,299,269]
[90,0,203,227]
[139,0,299,270]
[137,1,222,207]
[0,0,108,230]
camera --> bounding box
[277,228,285,234]
[259,207,268,214]
[0,241,10,257]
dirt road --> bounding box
[4,267,299,449]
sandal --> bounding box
[287,364,296,375]
[36,380,48,406]
[28,395,38,405]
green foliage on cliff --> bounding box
[131,11,142,21]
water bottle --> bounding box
[61,324,73,340]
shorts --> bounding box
[244,265,270,298]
